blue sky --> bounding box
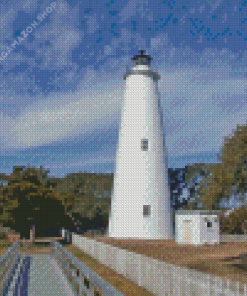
[0,0,247,182]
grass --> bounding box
[0,238,13,256]
[63,243,154,296]
[0,239,49,256]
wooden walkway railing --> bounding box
[51,241,124,296]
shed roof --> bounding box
[175,210,221,215]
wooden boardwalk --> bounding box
[4,242,77,296]
[26,253,76,296]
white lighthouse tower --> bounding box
[108,50,173,239]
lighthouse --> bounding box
[108,50,173,239]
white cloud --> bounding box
[118,0,139,23]
[22,0,40,13]
[156,63,247,156]
[27,3,81,70]
[104,45,114,56]
[85,13,99,34]
[198,5,205,13]
[0,71,123,150]
[3,52,245,160]
[210,0,224,13]
[96,27,146,62]
[46,28,81,66]
[151,33,170,51]
[1,40,247,165]
[60,153,116,169]
[0,8,17,44]
[136,0,153,21]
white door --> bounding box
[183,220,192,243]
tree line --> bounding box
[182,122,247,234]
[0,167,110,238]
[1,122,247,236]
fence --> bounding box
[61,227,72,243]
[0,241,22,295]
[71,234,247,295]
[50,241,124,296]
[2,233,247,295]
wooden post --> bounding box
[30,224,35,244]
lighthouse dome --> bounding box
[124,50,160,81]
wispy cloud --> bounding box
[0,0,247,178]
[1,85,122,150]
[118,0,140,23]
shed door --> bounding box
[183,220,192,243]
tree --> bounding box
[182,124,247,211]
[180,163,218,210]
[0,166,72,238]
[181,123,247,232]
[51,172,112,232]
[217,123,247,205]
[189,163,235,210]
[214,124,247,233]
[0,168,114,236]
[220,206,247,234]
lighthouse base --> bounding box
[108,212,173,240]
[108,225,173,240]
[108,235,173,240]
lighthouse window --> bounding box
[141,139,148,151]
[143,205,151,216]
[207,221,212,228]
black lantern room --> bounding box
[131,50,152,66]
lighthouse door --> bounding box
[183,220,192,243]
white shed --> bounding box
[175,210,221,245]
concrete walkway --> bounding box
[28,254,77,296]
[7,253,77,296]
